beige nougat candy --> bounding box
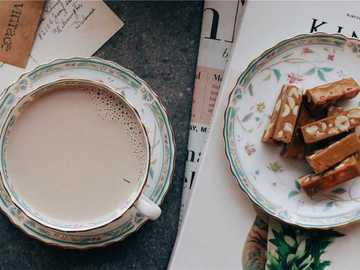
[306,78,360,110]
[300,153,360,196]
[301,107,360,144]
[306,130,360,173]
[262,86,285,143]
[272,85,303,144]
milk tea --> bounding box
[4,81,149,227]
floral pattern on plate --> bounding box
[224,34,360,228]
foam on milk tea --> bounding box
[4,82,149,226]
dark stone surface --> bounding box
[0,2,203,270]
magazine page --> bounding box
[169,1,360,269]
[180,0,243,223]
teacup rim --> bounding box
[0,78,152,233]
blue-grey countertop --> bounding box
[0,2,203,269]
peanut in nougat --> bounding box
[272,85,303,144]
[301,108,360,144]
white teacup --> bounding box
[0,79,161,232]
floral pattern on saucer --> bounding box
[0,58,175,248]
[224,34,360,228]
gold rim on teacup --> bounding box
[0,79,161,233]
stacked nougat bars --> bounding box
[262,78,360,195]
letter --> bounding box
[203,8,220,40]
[222,47,230,58]
[189,171,196,189]
[13,2,24,8]
[196,71,201,79]
[1,37,11,51]
[187,149,195,162]
[213,73,222,82]
[209,96,217,102]
[5,27,15,37]
[196,152,201,163]
[310,18,327,33]
[11,3,23,17]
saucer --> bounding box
[0,57,175,248]
[224,33,360,228]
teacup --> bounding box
[0,79,161,232]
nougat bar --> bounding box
[306,132,360,173]
[272,85,303,143]
[262,87,285,143]
[301,108,360,144]
[300,154,360,196]
[305,78,360,110]
[281,107,314,159]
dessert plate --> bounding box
[0,57,175,248]
[224,33,360,228]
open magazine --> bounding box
[170,1,360,269]
[180,0,244,224]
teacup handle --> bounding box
[134,195,161,220]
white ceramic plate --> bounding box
[0,57,175,248]
[224,33,360,228]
